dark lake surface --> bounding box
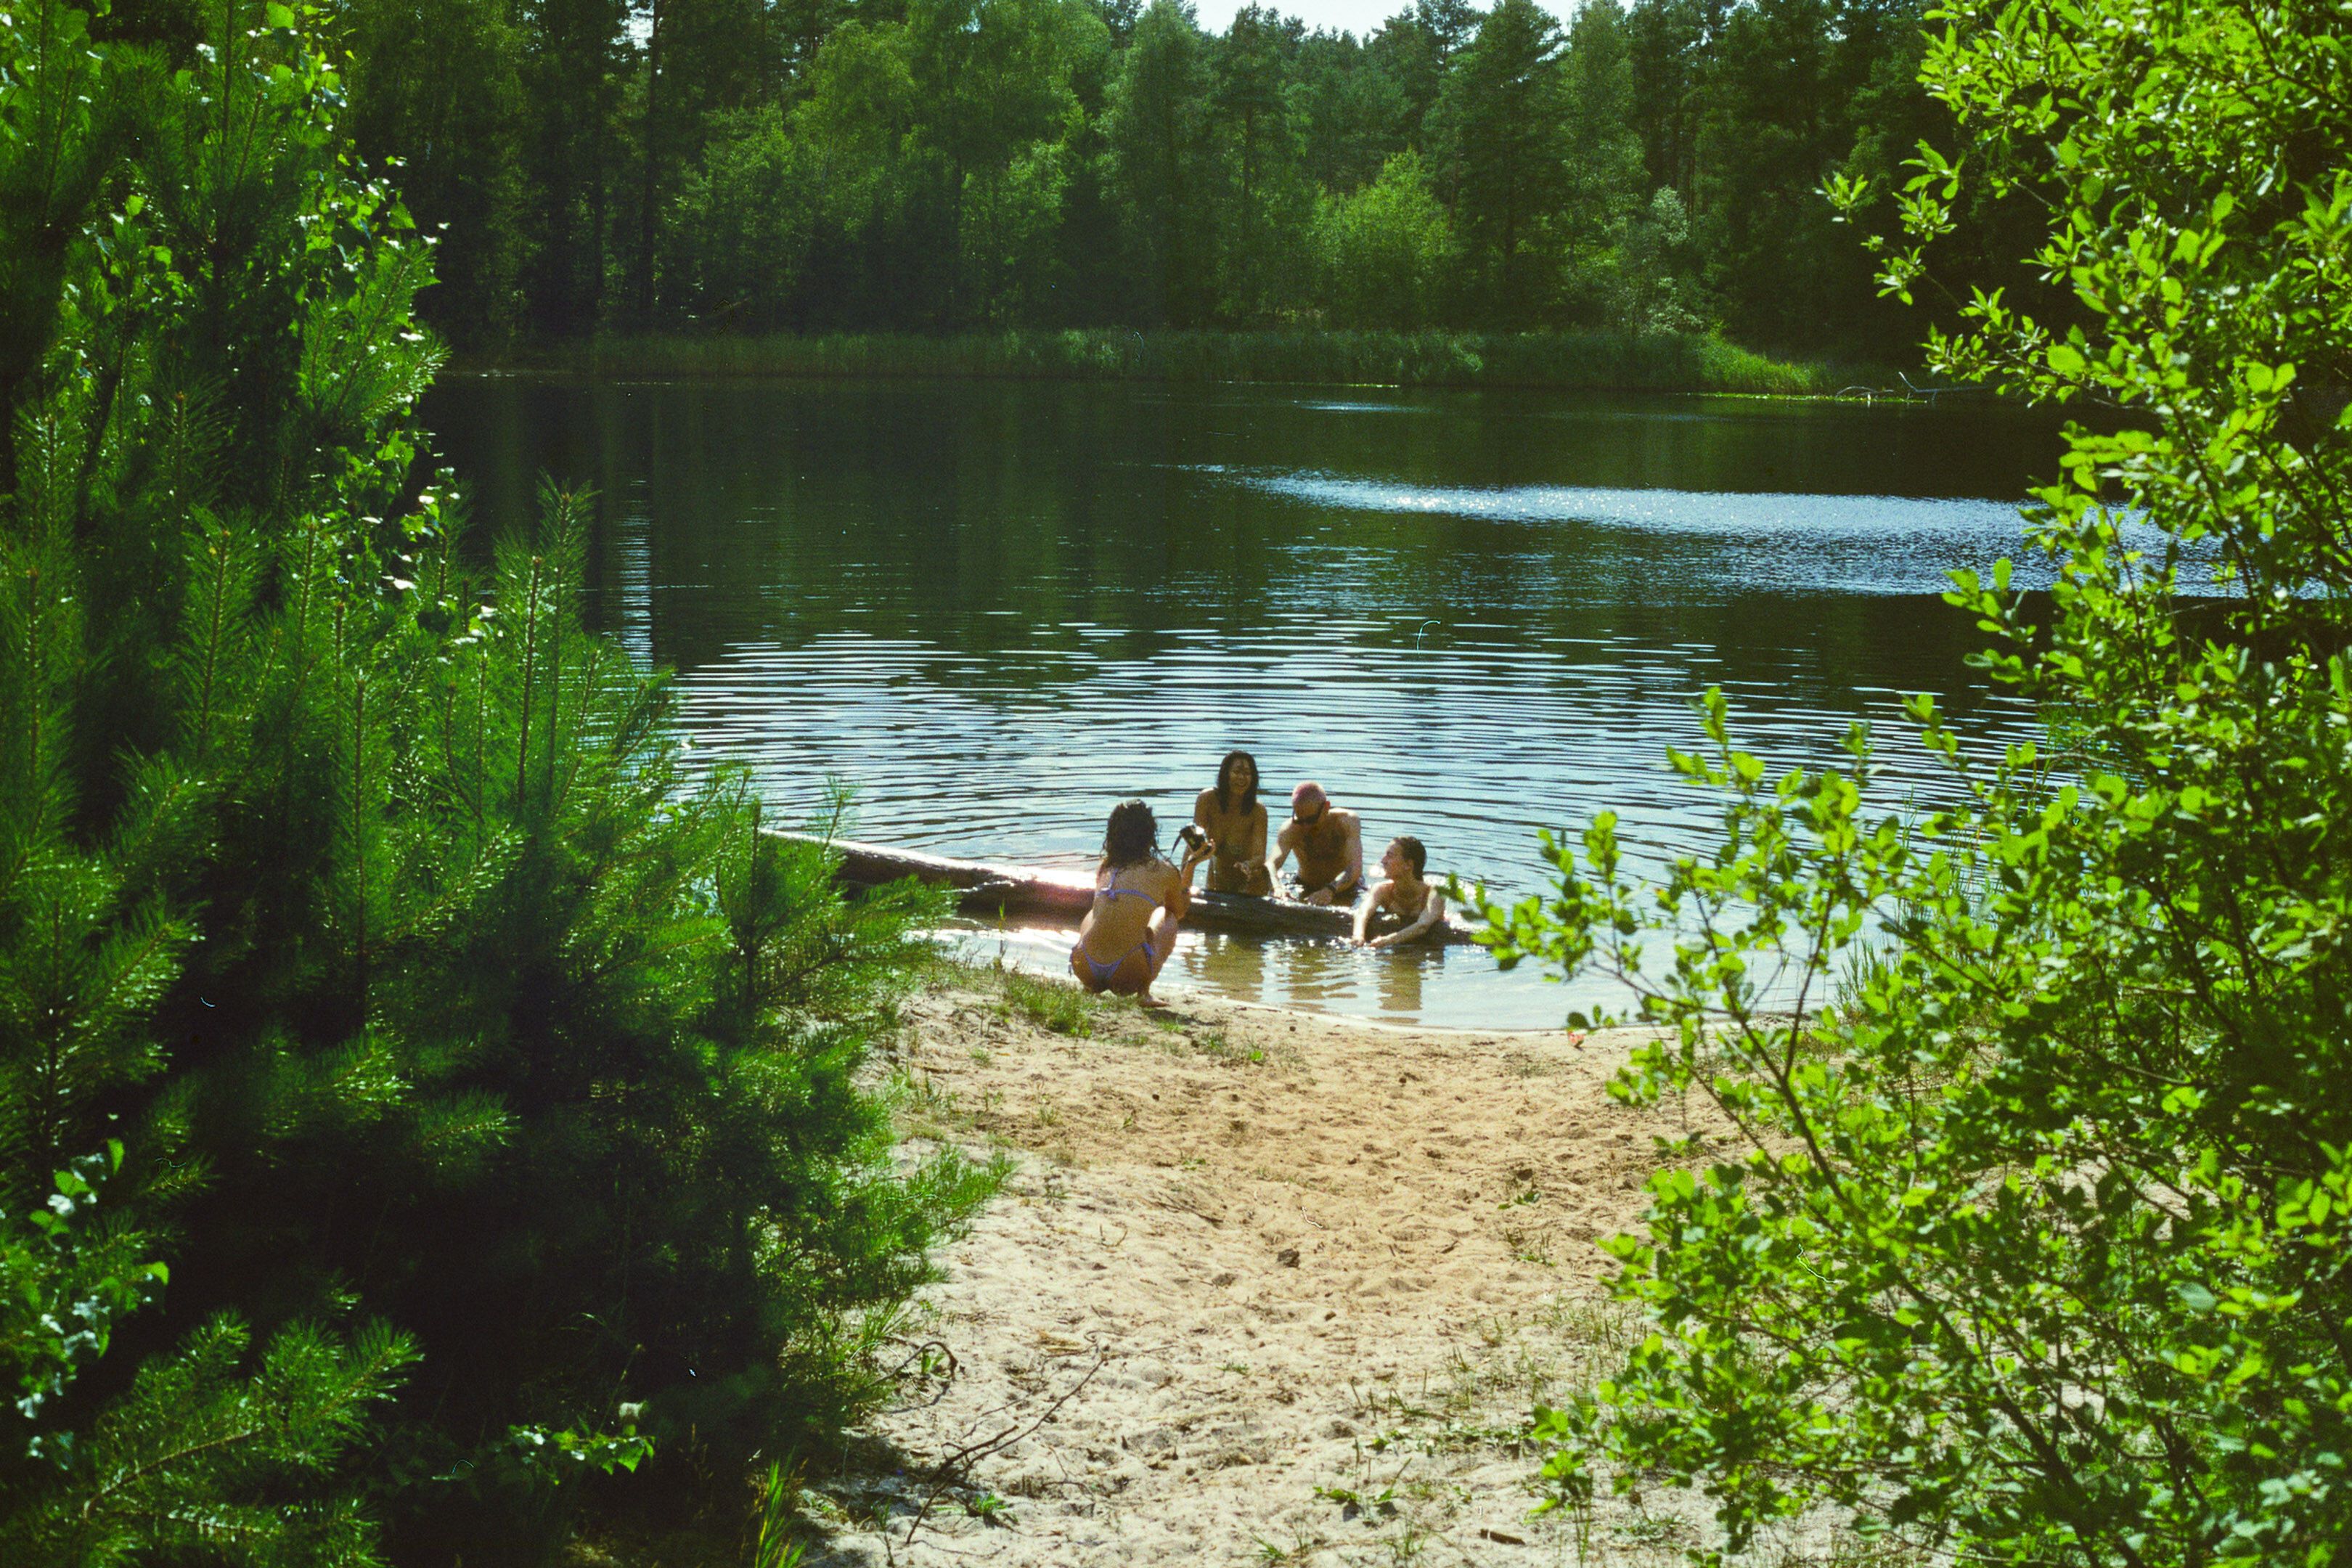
[422,375,2073,1029]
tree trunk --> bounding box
[637,0,666,324]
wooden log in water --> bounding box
[772,833,1478,944]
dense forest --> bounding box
[98,0,2043,360]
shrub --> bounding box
[0,1,995,1559]
[1482,0,2352,1561]
[1313,152,1456,330]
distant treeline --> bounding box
[106,0,2049,359]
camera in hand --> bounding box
[1174,824,1211,857]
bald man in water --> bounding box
[1269,781,1364,906]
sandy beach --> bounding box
[793,968,1754,1567]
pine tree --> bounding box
[1210,3,1311,319]
[1,1,998,1559]
[1555,0,1649,324]
[1105,0,1220,324]
[1428,0,1572,324]
[0,9,425,1556]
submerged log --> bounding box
[772,833,1477,944]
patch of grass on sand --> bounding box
[931,955,1302,1066]
[926,952,1112,1037]
[1346,1296,1643,1451]
[995,965,1102,1036]
[894,1066,965,1141]
[1807,1529,1937,1568]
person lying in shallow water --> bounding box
[1353,836,1447,948]
[1193,750,1273,897]
[1069,799,1209,1008]
[1269,780,1363,906]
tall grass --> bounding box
[483,328,1834,393]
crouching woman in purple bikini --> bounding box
[1070,799,1209,1008]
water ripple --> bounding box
[1206,467,2202,595]
[428,375,2065,1029]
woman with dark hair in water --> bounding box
[1070,799,1209,1006]
[1193,751,1273,897]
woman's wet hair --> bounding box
[1392,836,1427,877]
[1102,799,1159,868]
[1215,750,1260,814]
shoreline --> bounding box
[935,924,1577,1038]
[446,327,1887,399]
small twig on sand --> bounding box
[881,1337,961,1413]
[901,1343,1109,1552]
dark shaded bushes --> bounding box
[0,3,992,1561]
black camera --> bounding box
[1174,823,1211,857]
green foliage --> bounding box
[327,0,1985,356]
[674,105,818,330]
[1209,4,1314,320]
[1104,0,1221,324]
[909,0,1105,319]
[674,0,1107,330]
[343,0,531,343]
[750,1459,806,1568]
[1427,0,1572,324]
[3,1315,416,1568]
[504,325,1831,391]
[997,966,1098,1036]
[501,1420,656,1484]
[1315,152,1454,329]
[1485,0,2352,1561]
[515,0,626,335]
[1,1151,168,1438]
[1550,0,1646,324]
[1616,187,1706,335]
[0,0,999,1559]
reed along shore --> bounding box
[470,327,1844,395]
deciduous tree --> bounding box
[1492,0,2352,1559]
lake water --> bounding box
[423,376,2072,1029]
